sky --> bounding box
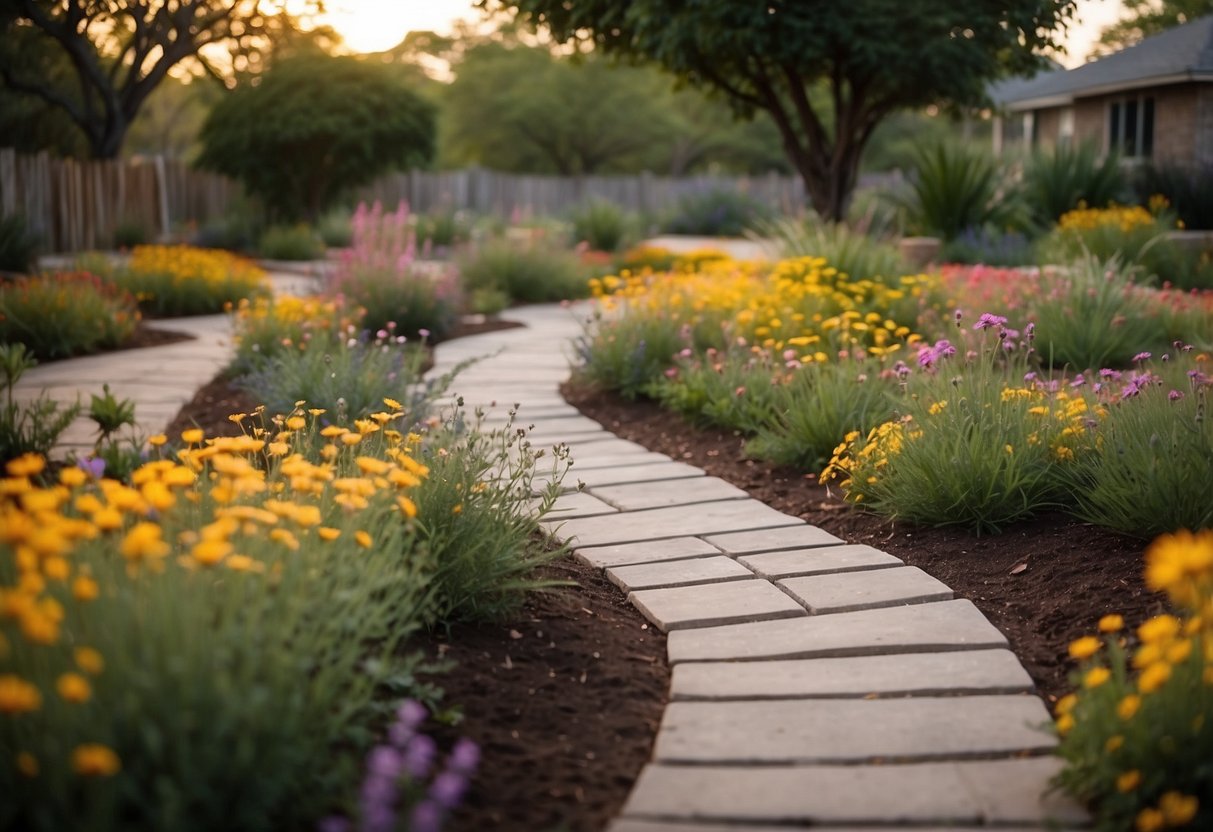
[315,0,1126,66]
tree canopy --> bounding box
[0,0,325,159]
[483,0,1076,220]
[196,53,436,222]
[1094,0,1213,56]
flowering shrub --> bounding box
[1053,529,1212,832]
[331,202,461,340]
[229,294,363,376]
[1057,205,1156,234]
[458,237,590,305]
[0,271,139,360]
[99,245,269,316]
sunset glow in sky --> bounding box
[315,0,1125,66]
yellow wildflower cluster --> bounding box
[1057,204,1156,234]
[0,398,427,784]
[1056,529,1212,832]
[129,244,266,296]
[591,255,933,362]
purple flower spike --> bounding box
[430,770,468,808]
[317,817,351,832]
[396,699,427,730]
[361,804,397,832]
[1132,351,1152,363]
[409,801,444,832]
[404,734,437,780]
[367,746,403,780]
[973,313,1008,330]
[1169,390,1184,401]
[448,738,480,775]
[77,455,106,479]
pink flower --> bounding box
[973,313,1008,330]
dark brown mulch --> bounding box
[560,379,1169,705]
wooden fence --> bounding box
[0,148,903,254]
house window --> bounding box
[1108,96,1154,158]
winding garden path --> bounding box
[14,258,1089,829]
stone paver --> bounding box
[738,544,902,578]
[629,580,807,632]
[549,500,803,548]
[778,566,954,614]
[667,599,1008,663]
[609,823,998,832]
[607,556,754,592]
[653,695,1055,764]
[574,537,721,569]
[704,525,843,554]
[670,649,1035,699]
[591,477,748,511]
[553,461,707,491]
[621,757,1086,826]
[538,491,620,519]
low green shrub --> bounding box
[1060,356,1213,538]
[0,271,140,360]
[1022,141,1126,226]
[0,214,39,274]
[1053,529,1212,832]
[317,209,354,248]
[0,343,81,463]
[95,245,269,317]
[651,347,783,432]
[415,209,471,254]
[893,142,1023,241]
[459,238,589,304]
[758,217,906,284]
[662,189,773,237]
[938,226,1036,267]
[258,224,325,261]
[615,244,679,273]
[111,218,151,250]
[569,199,634,252]
[572,306,686,399]
[228,295,360,377]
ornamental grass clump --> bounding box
[458,237,590,305]
[821,313,1094,533]
[1053,529,1213,832]
[1059,351,1213,538]
[331,202,462,341]
[98,244,269,317]
[0,271,139,360]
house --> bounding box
[990,15,1213,167]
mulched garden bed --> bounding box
[560,378,1170,705]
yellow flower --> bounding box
[1055,693,1078,715]
[1083,667,1110,688]
[396,496,418,518]
[148,434,168,447]
[74,647,105,676]
[1055,713,1075,735]
[71,744,121,777]
[120,522,170,562]
[16,751,38,778]
[191,539,231,566]
[318,526,341,541]
[286,416,306,430]
[1158,792,1198,826]
[1098,614,1124,633]
[383,397,403,410]
[1116,770,1141,792]
[1068,636,1101,660]
[1106,735,1124,752]
[1139,615,1181,644]
[181,428,204,444]
[56,673,91,703]
[1139,662,1172,694]
[6,453,45,477]
[1135,807,1164,832]
[0,675,41,713]
[355,530,372,549]
[1117,695,1141,720]
[59,467,87,487]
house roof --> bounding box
[992,14,1213,110]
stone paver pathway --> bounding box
[16,269,1087,827]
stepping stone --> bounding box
[574,537,721,569]
[667,599,1007,663]
[561,461,706,491]
[609,823,993,832]
[591,477,748,510]
[621,757,1086,826]
[629,580,807,632]
[671,649,1034,699]
[535,491,619,520]
[652,695,1055,764]
[778,566,953,614]
[570,451,674,471]
[608,556,754,592]
[705,525,843,554]
[739,544,902,578]
[548,500,802,548]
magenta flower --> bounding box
[1169,390,1184,401]
[973,313,1008,330]
[1132,351,1152,363]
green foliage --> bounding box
[1134,163,1213,231]
[1060,358,1213,537]
[1022,142,1126,226]
[198,54,435,222]
[111,219,151,250]
[1030,257,1173,370]
[663,190,772,237]
[758,218,906,284]
[258,224,326,261]
[0,214,39,274]
[573,308,685,399]
[0,343,81,464]
[569,199,634,252]
[459,239,590,304]
[650,348,784,432]
[0,272,139,360]
[317,210,354,249]
[894,142,1023,241]
[415,209,471,253]
[1094,0,1213,54]
[490,0,1074,219]
[938,226,1036,266]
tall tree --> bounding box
[483,0,1075,220]
[1093,0,1213,56]
[0,1,322,159]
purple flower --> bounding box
[1099,368,1122,380]
[1169,390,1184,401]
[361,803,396,832]
[77,455,106,478]
[448,738,480,776]
[1132,351,1152,363]
[430,771,469,808]
[1023,372,1037,383]
[317,817,351,832]
[973,313,1008,330]
[1025,322,1035,341]
[409,801,444,832]
[403,734,437,780]
[388,721,414,749]
[367,746,403,780]
[1069,374,1086,388]
[396,700,427,730]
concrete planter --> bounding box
[1163,230,1213,255]
[898,236,942,270]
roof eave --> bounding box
[1002,70,1213,111]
